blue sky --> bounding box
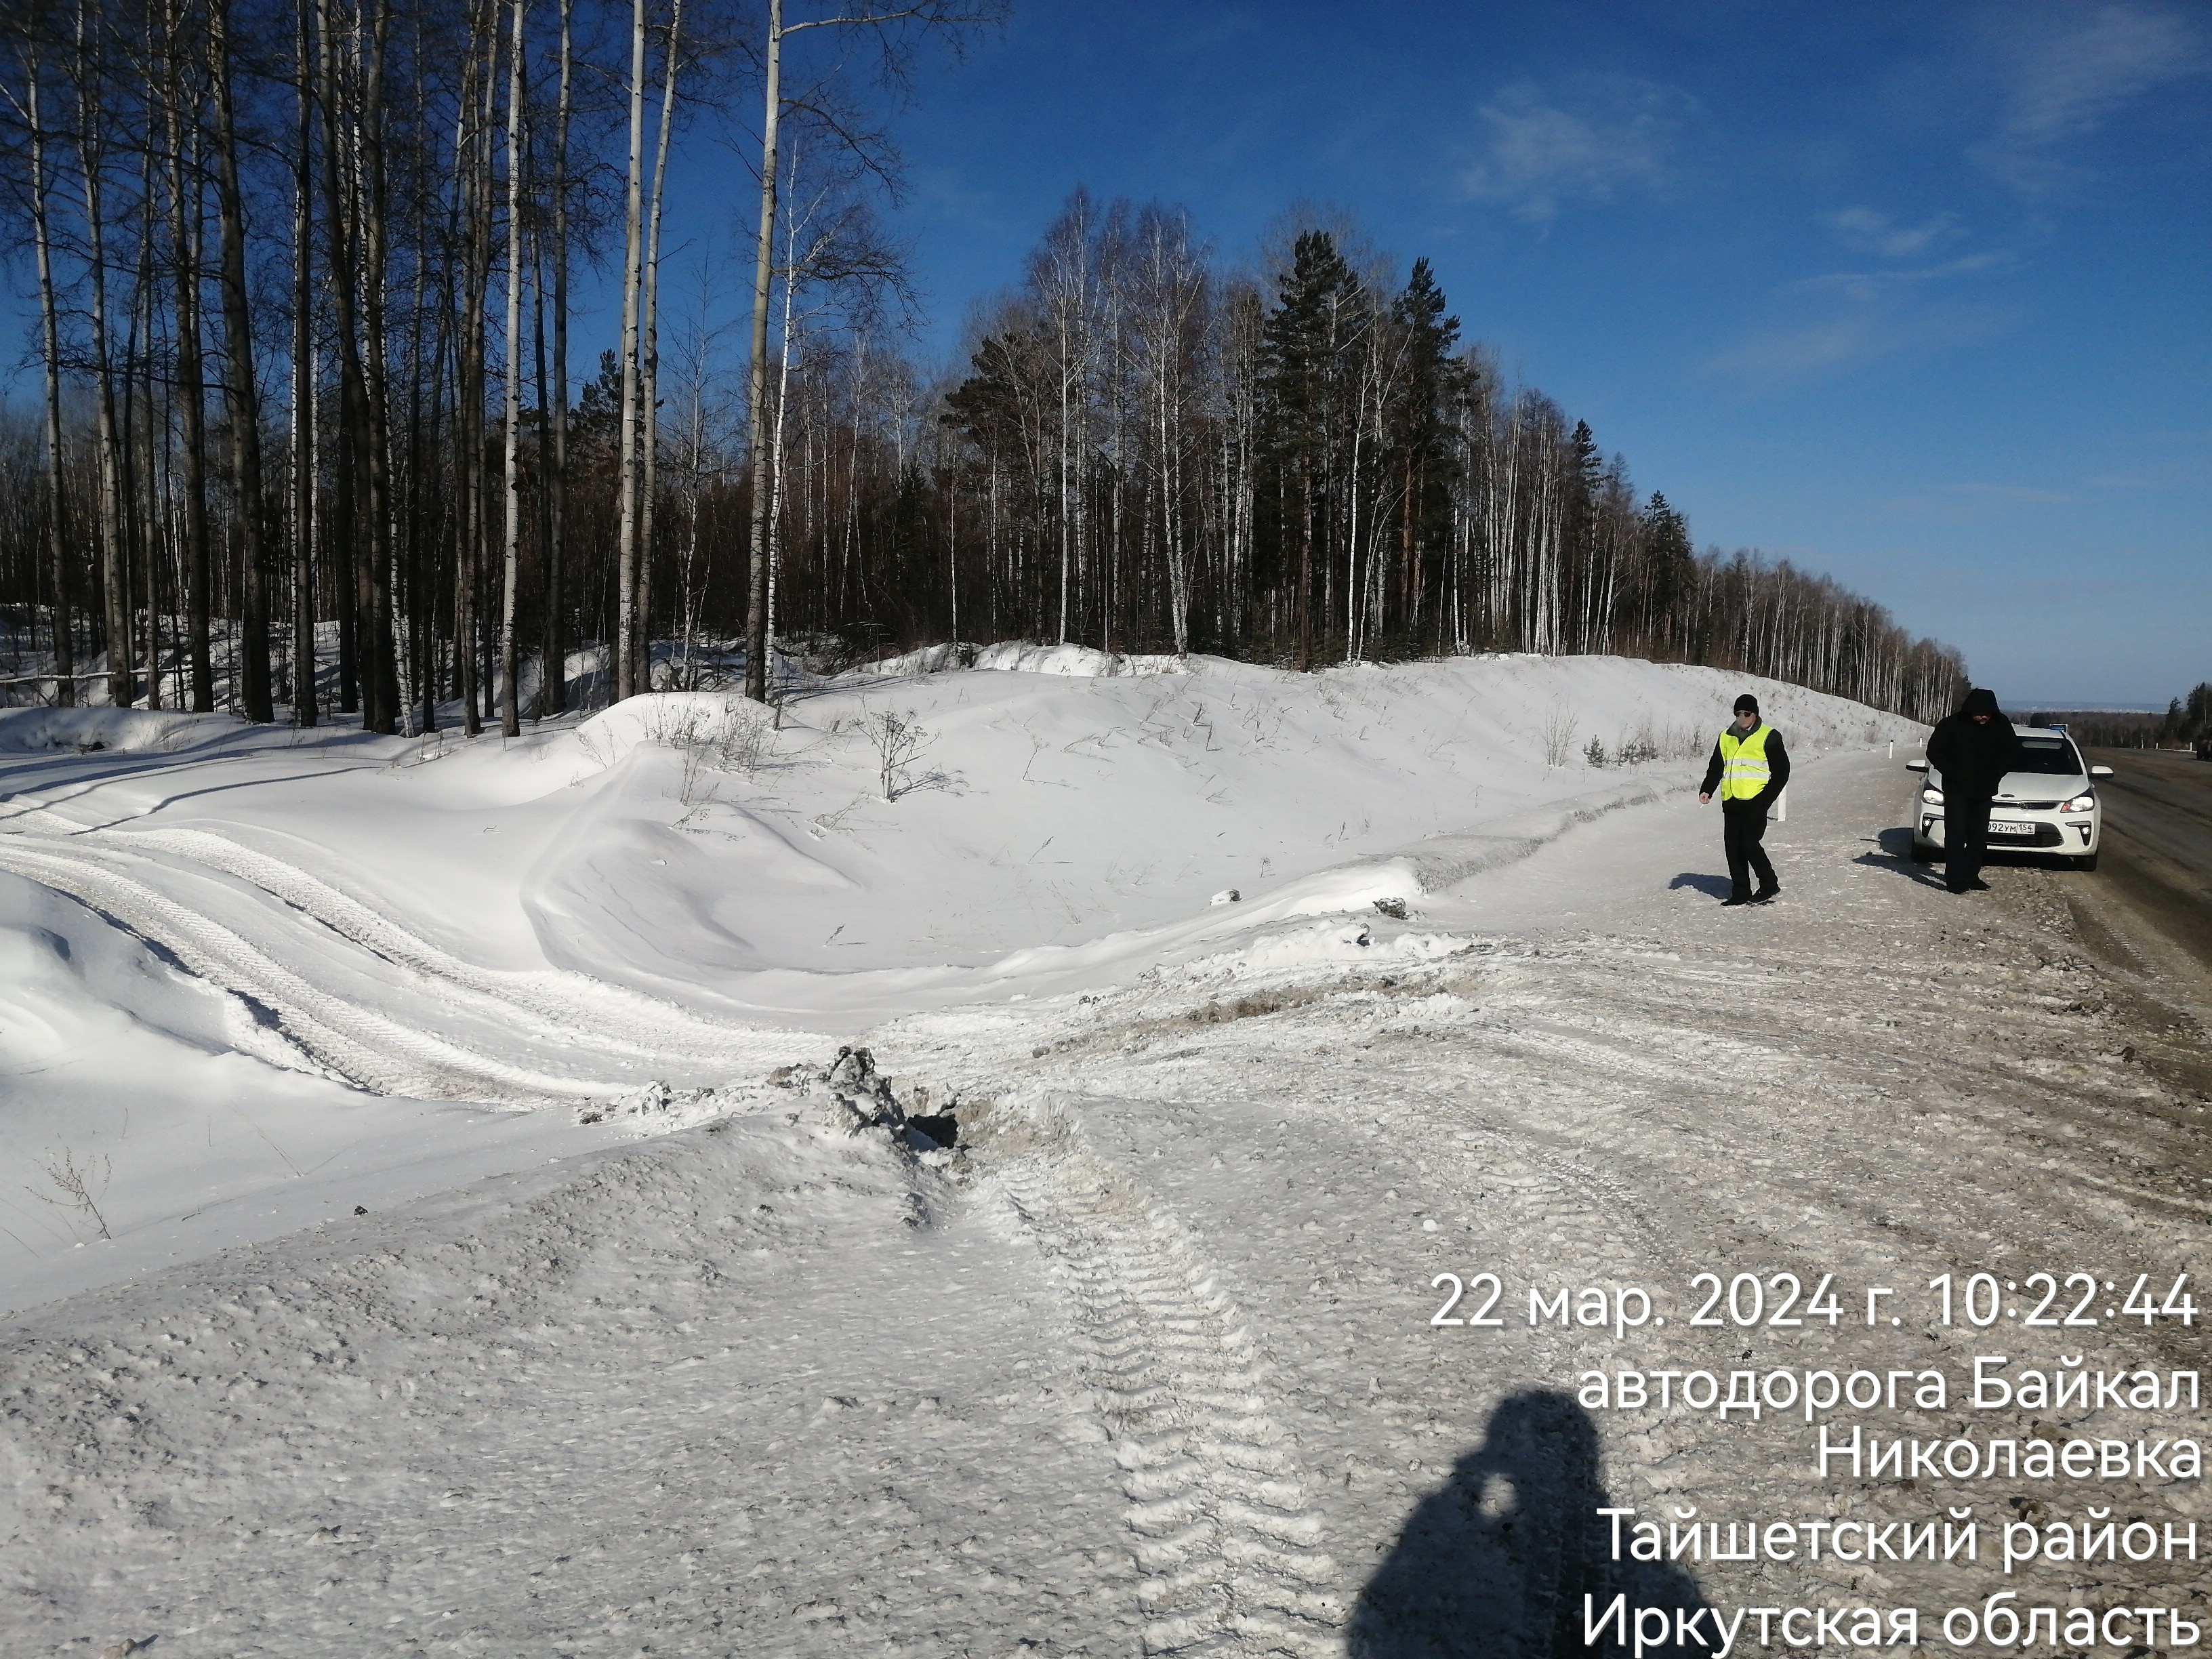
[798,0,2209,708]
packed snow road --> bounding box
[4,747,2208,1657]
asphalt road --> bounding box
[2087,745,2212,971]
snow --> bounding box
[5,651,2204,1656]
[1,654,1908,1033]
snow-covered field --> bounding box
[3,651,2205,1657]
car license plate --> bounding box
[1990,819,2034,835]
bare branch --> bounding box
[26,1145,112,1240]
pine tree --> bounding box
[1637,491,1694,657]
[1258,231,1365,670]
[1563,419,1605,649]
[1383,258,1473,651]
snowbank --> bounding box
[867,640,1202,678]
[0,649,1925,1309]
[0,869,651,1315]
[0,707,224,756]
[3,653,1921,1019]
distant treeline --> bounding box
[0,0,1966,731]
[2032,684,2212,750]
[918,201,1964,720]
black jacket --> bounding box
[1700,724,1791,808]
[1925,689,2017,798]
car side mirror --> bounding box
[2089,764,2114,777]
[1905,760,1928,773]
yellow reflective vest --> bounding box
[1717,724,1775,802]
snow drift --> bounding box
[0,652,1922,1310]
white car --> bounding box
[1906,724,2112,871]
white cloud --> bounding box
[1974,3,2207,190]
[1826,207,1963,260]
[1948,483,2073,503]
[1704,316,1884,384]
[1460,77,1692,224]
[1791,250,2008,304]
[1702,226,2016,388]
[1702,267,2022,390]
[1875,483,2079,523]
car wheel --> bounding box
[2076,849,2099,873]
[1908,838,1935,863]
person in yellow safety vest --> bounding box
[1698,693,1793,906]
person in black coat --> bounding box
[1924,687,2017,893]
[1698,693,1792,906]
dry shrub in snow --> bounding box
[27,1145,112,1241]
[859,709,933,800]
[643,699,777,804]
[1541,707,1580,769]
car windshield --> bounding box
[2010,735,2085,776]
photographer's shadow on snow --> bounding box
[1666,872,1734,899]
[1348,1390,1717,1658]
[1856,828,1948,887]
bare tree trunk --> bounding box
[447,80,474,724]
[613,0,647,701]
[740,0,783,703]
[291,0,318,725]
[536,0,570,717]
[345,7,377,725]
[15,52,79,705]
[211,0,272,721]
[406,231,439,732]
[498,0,525,736]
[355,0,398,733]
[764,169,801,671]
[130,190,159,710]
[531,227,552,709]
[423,245,457,733]
[453,0,497,735]
[163,6,216,712]
[325,0,366,720]
[73,1,134,708]
[634,0,679,697]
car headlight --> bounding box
[1920,786,1945,804]
[2058,792,2095,813]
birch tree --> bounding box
[7,47,79,703]
[535,0,573,717]
[209,0,271,720]
[737,0,1004,705]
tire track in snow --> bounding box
[0,838,605,1104]
[908,958,1685,1294]
[3,810,773,1071]
[1015,976,1685,1280]
[1426,1113,1676,1277]
[977,1092,1343,1658]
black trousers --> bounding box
[1722,800,1776,898]
[1946,795,1993,884]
